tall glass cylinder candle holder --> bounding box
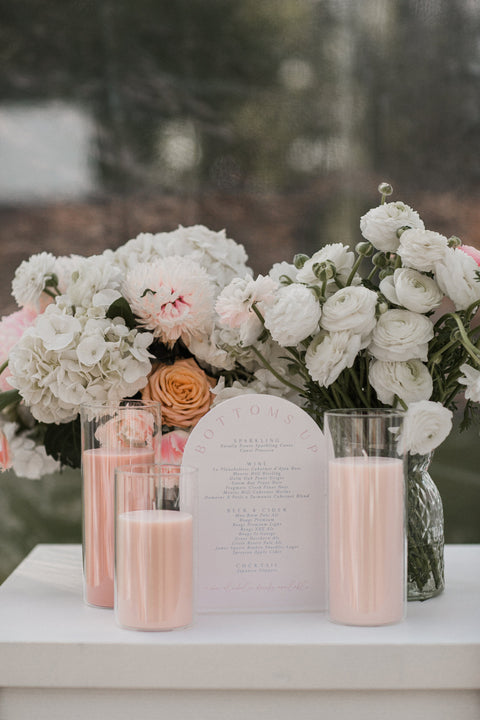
[80,400,162,608]
[325,409,406,626]
[115,464,197,631]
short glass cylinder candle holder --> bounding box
[325,409,406,626]
[80,400,162,608]
[114,464,197,631]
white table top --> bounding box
[0,544,479,691]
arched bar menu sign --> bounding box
[182,394,327,612]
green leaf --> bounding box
[0,389,20,411]
[44,417,81,469]
[106,297,136,329]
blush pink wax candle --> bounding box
[82,447,155,608]
[328,456,405,626]
[115,509,193,631]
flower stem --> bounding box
[249,346,305,394]
[0,360,8,376]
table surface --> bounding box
[0,543,479,691]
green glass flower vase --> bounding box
[407,453,445,601]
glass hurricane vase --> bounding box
[407,453,445,601]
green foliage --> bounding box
[106,297,136,329]
[44,417,81,469]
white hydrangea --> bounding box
[398,400,453,455]
[264,284,321,347]
[12,252,58,310]
[369,309,434,362]
[434,247,480,311]
[398,228,449,272]
[320,285,378,345]
[8,303,153,424]
[360,201,424,253]
[0,419,60,480]
[296,243,356,288]
[379,268,443,314]
[305,330,361,387]
[369,359,433,405]
[458,363,480,403]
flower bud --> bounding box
[378,268,394,280]
[293,253,309,269]
[448,235,462,249]
[378,182,393,197]
[355,241,374,256]
[396,225,411,238]
[372,252,387,268]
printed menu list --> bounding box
[182,395,327,612]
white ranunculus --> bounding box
[369,309,434,362]
[369,359,433,405]
[305,330,361,387]
[264,284,321,346]
[458,363,480,402]
[380,268,443,313]
[296,243,355,287]
[434,247,480,310]
[320,285,378,342]
[360,202,424,253]
[268,262,298,284]
[11,252,58,311]
[399,400,453,455]
[398,228,449,272]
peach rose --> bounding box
[142,357,216,428]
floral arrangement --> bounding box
[212,182,480,598]
[0,225,264,477]
[214,183,480,451]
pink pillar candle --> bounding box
[115,510,193,631]
[82,447,155,608]
[328,456,405,626]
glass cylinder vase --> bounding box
[115,463,197,631]
[407,453,445,601]
[325,409,406,626]
[80,400,162,608]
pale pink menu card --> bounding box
[182,394,327,612]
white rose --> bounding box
[369,309,434,362]
[360,202,424,253]
[434,247,480,310]
[320,285,378,343]
[264,284,321,346]
[305,330,361,387]
[398,228,449,272]
[458,363,480,402]
[369,359,433,405]
[399,400,452,455]
[379,268,443,313]
[296,243,355,287]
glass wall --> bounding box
[1,0,480,579]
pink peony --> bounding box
[0,307,38,392]
[123,256,215,346]
[459,244,480,266]
[161,429,190,465]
